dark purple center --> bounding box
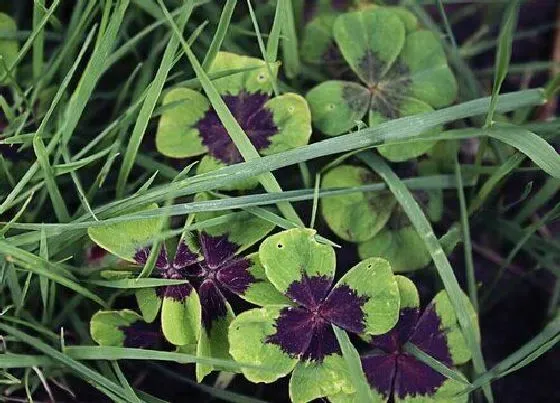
[196,91,277,165]
[363,305,455,399]
[134,232,252,332]
[119,321,163,349]
[267,275,367,362]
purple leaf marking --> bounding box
[199,279,228,332]
[267,276,368,362]
[363,303,456,398]
[197,92,277,165]
[120,321,163,349]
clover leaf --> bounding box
[306,7,456,162]
[228,228,400,402]
[0,13,18,85]
[90,310,164,349]
[155,51,312,189]
[330,276,475,402]
[87,200,276,380]
[321,164,443,272]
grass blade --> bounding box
[333,326,374,402]
[116,2,194,198]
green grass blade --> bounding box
[333,325,375,402]
[115,2,194,198]
[64,346,272,373]
[0,322,137,402]
[465,314,560,394]
[86,279,192,288]
[485,0,521,126]
[280,0,300,78]
[455,161,478,313]
[32,136,71,222]
[404,342,470,385]
[201,0,237,71]
[514,177,560,223]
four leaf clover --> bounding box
[329,276,475,402]
[305,7,457,161]
[155,51,312,189]
[88,199,275,380]
[228,228,401,402]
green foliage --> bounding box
[305,6,456,161]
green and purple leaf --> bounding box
[221,253,291,306]
[321,165,396,242]
[325,258,400,336]
[229,305,299,383]
[258,228,336,300]
[90,310,163,348]
[195,279,235,381]
[87,204,161,263]
[359,279,473,402]
[160,282,201,346]
[156,53,311,186]
[289,353,354,403]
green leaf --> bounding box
[161,286,201,346]
[334,258,400,335]
[0,13,18,84]
[306,81,370,136]
[301,14,337,65]
[208,51,278,96]
[135,287,162,323]
[237,253,292,306]
[321,165,395,242]
[376,97,440,162]
[228,305,297,383]
[155,87,209,158]
[87,204,160,262]
[289,354,354,403]
[333,8,406,85]
[259,93,312,155]
[399,30,457,108]
[196,301,235,381]
[358,225,431,273]
[431,290,477,365]
[258,228,336,295]
[90,310,143,347]
[332,326,375,403]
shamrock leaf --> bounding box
[156,52,312,189]
[329,276,475,402]
[321,164,443,272]
[87,200,276,380]
[0,13,18,85]
[228,228,400,402]
[306,7,456,161]
[90,310,163,349]
[321,164,396,242]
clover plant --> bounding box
[321,164,442,272]
[305,6,457,161]
[329,276,476,402]
[228,228,401,402]
[155,51,312,189]
[87,198,275,380]
[90,310,164,349]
